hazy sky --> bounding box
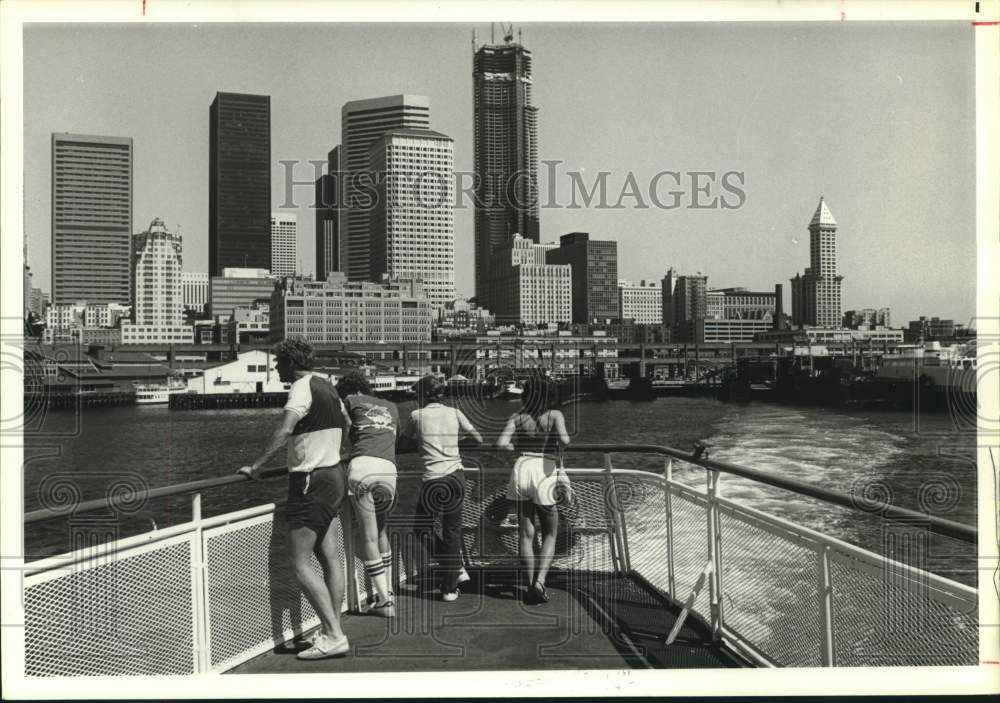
[23,22,975,325]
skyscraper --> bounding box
[51,133,133,305]
[314,146,340,282]
[341,95,430,281]
[369,129,456,307]
[131,218,183,327]
[473,31,539,303]
[209,92,271,276]
[790,197,843,327]
[270,212,297,277]
[122,218,193,344]
[661,268,708,342]
[545,232,618,324]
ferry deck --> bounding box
[22,444,978,675]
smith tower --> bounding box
[473,28,539,307]
[790,197,844,327]
[209,92,271,276]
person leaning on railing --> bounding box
[236,336,351,660]
[405,374,483,602]
[336,369,400,618]
[497,376,572,605]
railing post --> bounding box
[602,454,626,574]
[191,493,210,673]
[664,457,676,597]
[706,470,724,641]
[340,499,361,612]
[818,545,836,666]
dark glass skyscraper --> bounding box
[314,146,340,282]
[473,35,539,306]
[209,92,271,276]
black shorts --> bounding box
[286,464,347,537]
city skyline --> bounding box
[22,22,975,326]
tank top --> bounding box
[513,411,559,455]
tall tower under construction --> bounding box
[473,26,539,308]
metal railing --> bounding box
[21,443,978,674]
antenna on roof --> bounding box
[518,28,522,44]
[491,22,495,43]
[472,28,477,53]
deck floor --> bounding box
[230,568,744,673]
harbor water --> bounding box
[23,398,978,586]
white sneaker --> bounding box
[457,567,470,585]
[297,633,349,660]
[442,590,460,602]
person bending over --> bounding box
[337,369,399,617]
[497,378,571,605]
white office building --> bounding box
[270,273,432,344]
[270,213,297,277]
[368,129,456,307]
[618,280,662,324]
[181,272,209,312]
[489,234,571,326]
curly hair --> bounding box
[413,374,446,406]
[271,336,315,370]
[336,368,371,395]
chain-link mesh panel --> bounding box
[667,487,711,616]
[205,511,345,671]
[716,506,822,667]
[829,554,978,667]
[25,535,196,677]
[614,475,669,585]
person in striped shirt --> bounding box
[238,337,350,660]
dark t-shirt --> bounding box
[343,394,399,464]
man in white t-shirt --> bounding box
[237,337,350,660]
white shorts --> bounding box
[347,456,397,502]
[506,453,559,506]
